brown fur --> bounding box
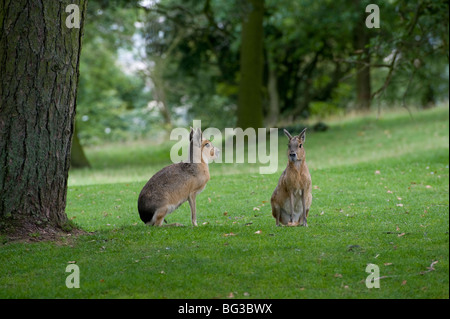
[271,128,312,226]
[138,128,219,226]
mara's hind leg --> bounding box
[272,205,281,226]
[303,192,312,226]
[147,207,168,226]
[271,197,280,226]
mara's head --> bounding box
[189,127,220,163]
[284,128,307,163]
[201,138,220,163]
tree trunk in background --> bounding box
[237,0,264,129]
[0,0,87,236]
[151,57,172,130]
[353,3,372,111]
[71,123,91,168]
[267,66,279,127]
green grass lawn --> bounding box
[1,106,448,299]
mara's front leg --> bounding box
[300,190,308,227]
[289,192,295,224]
[187,194,198,226]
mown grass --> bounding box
[1,106,448,299]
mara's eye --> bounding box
[299,144,302,148]
[205,143,210,148]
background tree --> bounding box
[236,0,265,129]
[369,0,449,109]
[0,0,87,236]
[353,0,372,111]
[71,0,448,156]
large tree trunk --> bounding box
[0,0,87,237]
[236,0,264,129]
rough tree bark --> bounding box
[0,0,87,237]
[236,0,264,129]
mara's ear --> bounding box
[192,127,202,147]
[189,127,203,163]
[197,127,203,139]
[283,129,293,140]
[298,127,307,143]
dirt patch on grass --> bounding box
[1,219,91,244]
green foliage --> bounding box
[368,0,449,105]
[77,0,449,145]
[77,42,153,144]
[76,2,155,145]
[309,101,342,118]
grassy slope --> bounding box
[0,106,448,299]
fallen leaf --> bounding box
[334,273,343,278]
[427,260,438,271]
[375,170,381,175]
[227,292,235,298]
[384,262,393,266]
[224,232,236,237]
[253,207,260,211]
[67,261,77,264]
[398,232,406,237]
[401,280,407,286]
[254,230,262,234]
[396,203,403,207]
[425,185,432,189]
[387,190,393,194]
